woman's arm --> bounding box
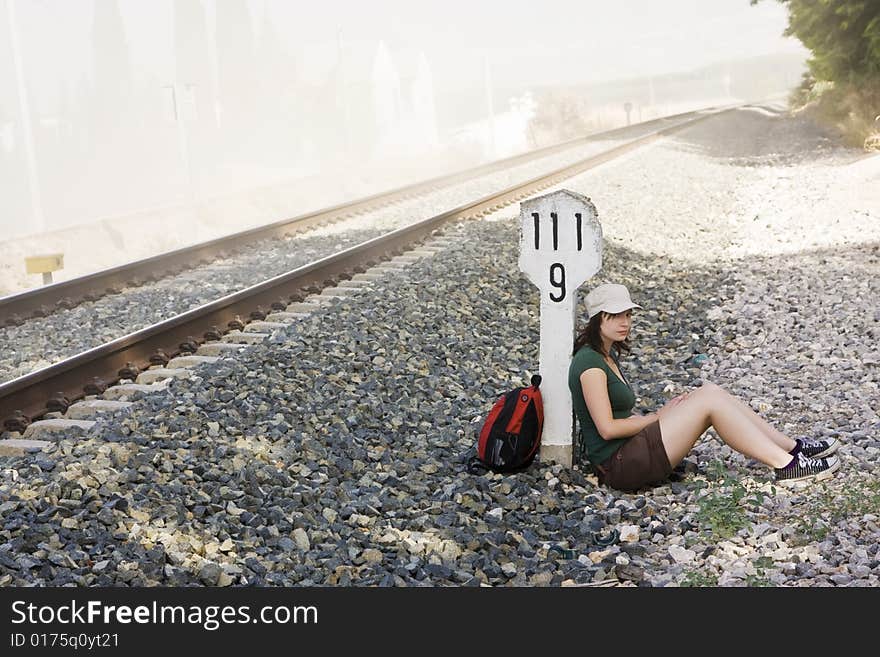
[580,369,658,440]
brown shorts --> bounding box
[596,421,672,492]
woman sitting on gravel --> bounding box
[568,283,840,492]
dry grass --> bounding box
[792,77,880,150]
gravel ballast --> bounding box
[1,105,877,587]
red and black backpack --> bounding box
[468,375,544,474]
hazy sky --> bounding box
[266,0,806,87]
[0,0,808,246]
[6,0,806,102]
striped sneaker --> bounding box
[797,436,840,460]
[775,453,840,484]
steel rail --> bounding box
[0,105,732,326]
[0,105,732,428]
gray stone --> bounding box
[199,562,222,586]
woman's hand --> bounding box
[657,392,690,418]
[668,392,690,407]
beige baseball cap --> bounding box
[586,283,642,319]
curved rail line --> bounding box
[0,105,736,430]
[0,106,732,327]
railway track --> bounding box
[0,104,736,432]
[0,107,728,327]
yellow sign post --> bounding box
[25,253,64,285]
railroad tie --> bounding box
[101,381,171,401]
[0,439,53,457]
[222,331,270,345]
[244,321,288,333]
[196,342,248,357]
[21,418,96,441]
[64,400,133,420]
[334,280,373,289]
[166,355,221,369]
[389,254,422,265]
[135,368,192,385]
[320,287,356,298]
[265,311,311,323]
[284,302,324,314]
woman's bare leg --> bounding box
[719,388,797,451]
[657,382,793,469]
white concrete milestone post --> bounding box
[518,190,602,466]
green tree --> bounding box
[755,1,880,148]
[754,0,880,82]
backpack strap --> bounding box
[466,456,490,475]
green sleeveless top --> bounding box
[568,347,636,465]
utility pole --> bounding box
[484,52,496,159]
[337,27,352,158]
[7,0,46,233]
[163,84,198,210]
